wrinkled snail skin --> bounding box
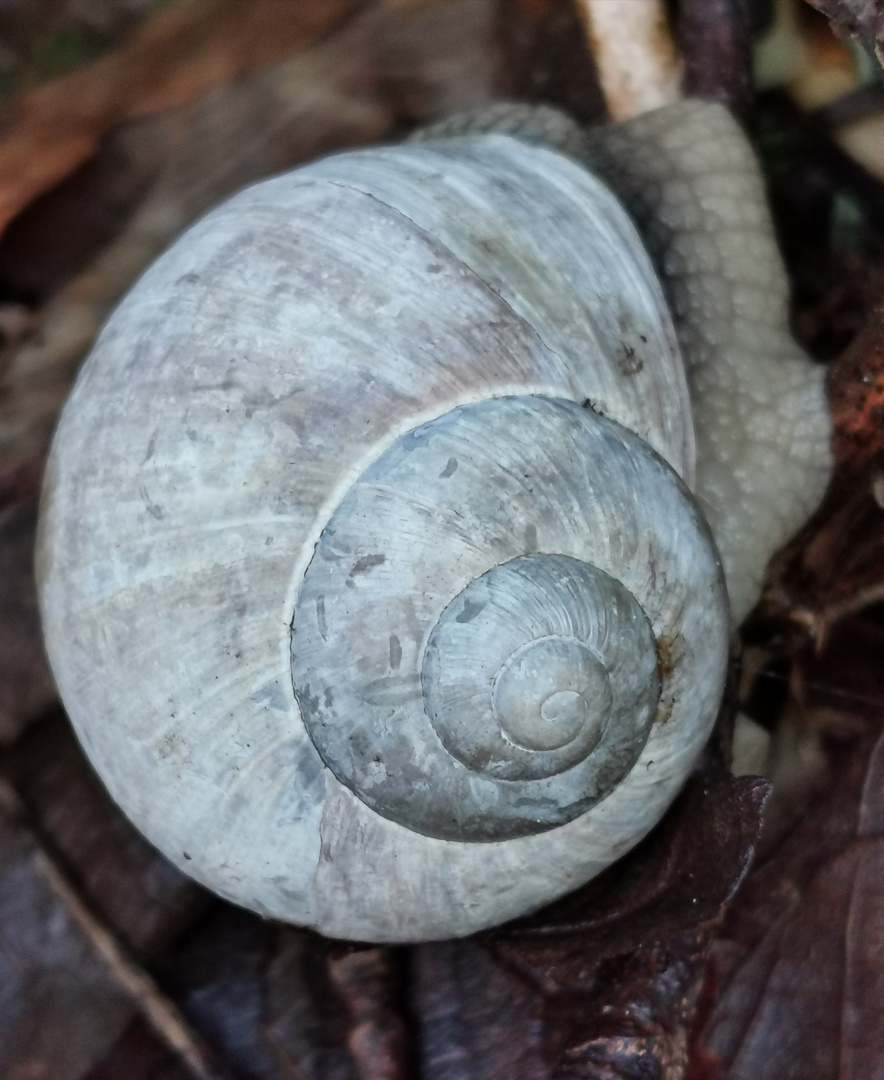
[36,102,826,942]
[417,100,834,625]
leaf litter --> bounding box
[0,1,883,1077]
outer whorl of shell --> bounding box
[38,135,729,942]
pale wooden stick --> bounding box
[577,0,682,120]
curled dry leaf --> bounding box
[412,775,769,1079]
[702,635,884,1079]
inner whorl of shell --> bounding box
[290,395,715,842]
[423,555,657,782]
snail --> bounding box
[36,100,831,942]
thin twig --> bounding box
[575,0,682,120]
[677,0,754,114]
[0,777,232,1080]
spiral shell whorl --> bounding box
[292,395,718,844]
[424,554,658,781]
[38,133,730,940]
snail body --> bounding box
[37,103,830,942]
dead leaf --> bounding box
[829,299,884,469]
[499,0,605,123]
[0,108,190,304]
[0,806,135,1080]
[0,466,55,745]
[0,0,363,235]
[701,612,884,1079]
[802,0,884,64]
[159,910,363,1080]
[408,775,768,1079]
[758,289,884,632]
[81,1017,193,1080]
[329,949,409,1080]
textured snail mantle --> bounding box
[37,101,832,942]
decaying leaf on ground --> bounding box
[1,1,884,1078]
[0,0,365,235]
[803,0,884,64]
[702,615,884,1080]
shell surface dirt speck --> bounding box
[37,134,729,942]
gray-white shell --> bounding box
[40,121,751,941]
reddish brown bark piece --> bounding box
[702,713,884,1080]
[829,300,884,470]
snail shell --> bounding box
[38,128,732,941]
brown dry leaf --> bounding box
[702,617,884,1079]
[329,949,409,1080]
[500,0,604,122]
[761,296,884,630]
[0,460,55,745]
[0,107,192,304]
[0,0,364,235]
[829,299,884,470]
[138,773,765,1080]
[410,774,768,1079]
[157,910,365,1080]
[769,450,884,632]
[81,1017,194,1080]
[0,803,136,1080]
